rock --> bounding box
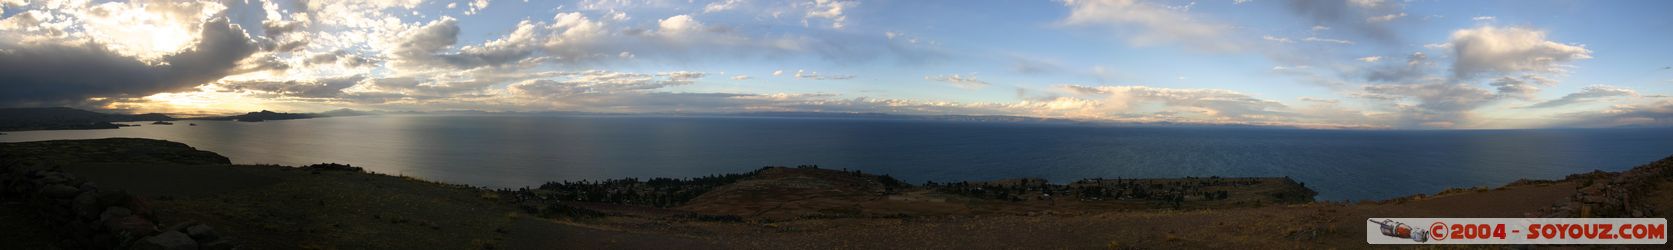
[133,231,198,250]
[91,233,116,248]
[1579,185,1605,196]
[99,207,133,222]
[164,221,197,234]
[68,219,94,235]
[95,191,130,207]
[40,174,69,184]
[74,191,101,218]
[186,224,218,241]
[200,239,237,250]
[103,215,157,236]
[39,184,80,198]
[78,181,98,192]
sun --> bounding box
[117,91,270,115]
[76,1,228,60]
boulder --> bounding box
[99,207,133,223]
[163,221,197,234]
[186,224,219,241]
[200,239,237,250]
[39,184,80,198]
[40,174,70,184]
[133,231,198,250]
[74,191,101,218]
[95,191,130,207]
[102,215,157,236]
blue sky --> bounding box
[1,0,1670,129]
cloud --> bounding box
[1524,85,1637,109]
[1283,0,1405,43]
[508,71,706,98]
[1363,52,1432,82]
[385,16,544,71]
[1302,36,1354,45]
[731,75,752,80]
[1059,85,1289,120]
[1061,0,1242,52]
[218,75,368,99]
[804,0,856,29]
[1443,26,1592,79]
[704,0,745,13]
[305,51,379,67]
[465,0,491,15]
[657,15,705,36]
[793,69,855,80]
[1355,82,1497,128]
[1487,75,1556,101]
[0,17,258,106]
[1263,35,1295,43]
[924,74,991,89]
[388,17,463,69]
[1365,12,1405,22]
[1009,56,1066,75]
[1553,100,1673,128]
[1357,56,1382,62]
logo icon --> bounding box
[1370,219,1430,243]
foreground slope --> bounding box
[3,138,1669,249]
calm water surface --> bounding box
[4,114,1671,201]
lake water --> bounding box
[4,114,1672,201]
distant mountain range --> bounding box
[0,107,381,131]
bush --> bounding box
[301,163,363,172]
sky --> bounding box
[1,0,1671,129]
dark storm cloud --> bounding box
[0,17,259,106]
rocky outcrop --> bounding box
[2,139,239,250]
[1534,155,1673,218]
[1,166,237,249]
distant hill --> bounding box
[0,107,175,132]
[192,109,374,122]
[193,110,318,122]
